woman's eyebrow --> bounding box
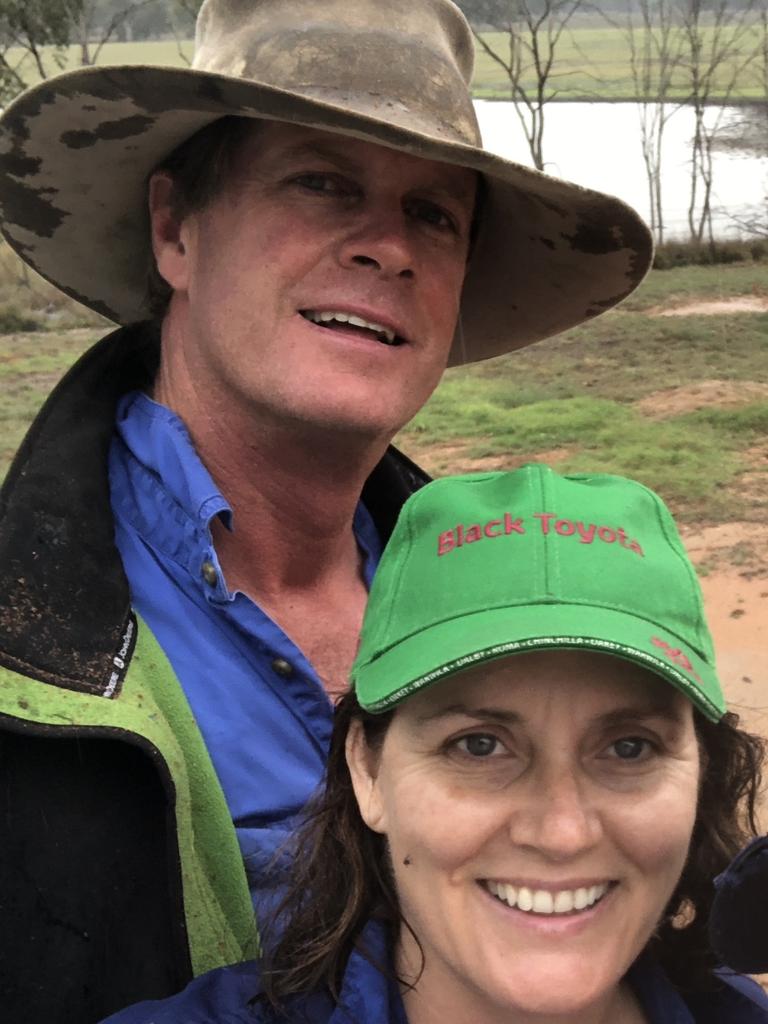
[595,704,687,728]
[415,704,523,726]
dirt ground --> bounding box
[681,523,768,734]
[641,298,768,751]
[652,296,768,317]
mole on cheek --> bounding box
[403,855,412,866]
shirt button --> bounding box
[201,560,218,587]
[271,658,293,678]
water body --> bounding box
[474,100,768,239]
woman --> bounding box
[105,464,768,1023]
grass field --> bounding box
[1,254,766,530]
[471,24,768,99]
[397,260,768,526]
[6,24,767,101]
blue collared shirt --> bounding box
[108,391,382,916]
[101,919,768,1024]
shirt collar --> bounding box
[113,389,382,602]
[115,390,231,531]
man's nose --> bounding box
[337,207,416,280]
[507,767,603,861]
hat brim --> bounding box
[0,64,652,364]
[353,602,724,721]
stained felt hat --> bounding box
[0,0,652,364]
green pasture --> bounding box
[5,25,767,101]
[398,260,768,524]
[472,25,768,99]
[5,39,194,80]
[1,252,766,528]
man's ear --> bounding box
[346,719,387,835]
[148,171,191,292]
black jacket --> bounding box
[0,322,428,1022]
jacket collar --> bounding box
[0,323,428,698]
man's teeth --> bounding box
[485,880,609,915]
[302,310,397,344]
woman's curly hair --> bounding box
[258,691,764,1015]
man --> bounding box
[0,0,651,1020]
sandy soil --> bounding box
[682,523,768,735]
[651,297,768,316]
[635,380,768,418]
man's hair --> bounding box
[257,689,765,1010]
[146,116,260,319]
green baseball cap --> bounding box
[351,464,726,721]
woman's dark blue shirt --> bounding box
[102,921,768,1024]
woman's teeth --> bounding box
[485,880,610,915]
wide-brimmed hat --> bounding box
[352,465,725,721]
[0,0,652,364]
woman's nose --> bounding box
[507,768,603,861]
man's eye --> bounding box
[292,173,354,196]
[609,737,652,761]
[455,733,502,758]
[407,199,457,232]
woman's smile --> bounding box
[349,648,700,1022]
[482,878,613,915]
[477,877,620,940]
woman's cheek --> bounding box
[608,775,699,877]
[387,777,499,869]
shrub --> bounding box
[0,306,41,333]
[652,239,767,270]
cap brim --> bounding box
[353,602,724,721]
[0,64,652,363]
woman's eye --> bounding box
[609,737,652,761]
[455,733,502,758]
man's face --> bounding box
[152,122,477,442]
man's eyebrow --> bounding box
[279,140,364,174]
[278,141,476,202]
[415,703,523,726]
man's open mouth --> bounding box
[300,310,404,346]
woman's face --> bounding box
[347,650,700,1022]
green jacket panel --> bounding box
[0,614,256,975]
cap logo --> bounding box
[437,511,644,558]
[651,636,704,686]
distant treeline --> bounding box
[455,0,759,19]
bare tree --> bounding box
[0,0,82,100]
[468,0,586,170]
[677,0,761,245]
[0,0,158,101]
[616,0,685,244]
[753,0,768,94]
[168,0,200,66]
[71,0,156,66]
